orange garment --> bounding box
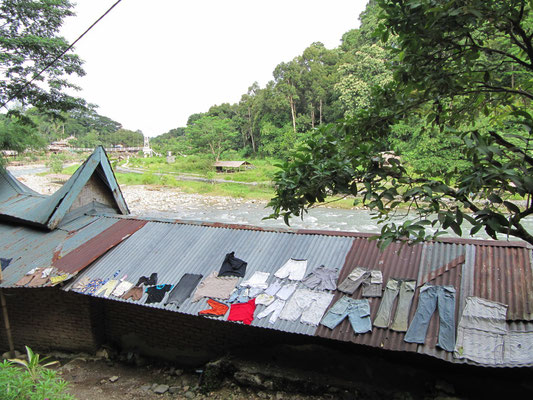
[227,298,256,325]
[199,299,229,316]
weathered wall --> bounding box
[0,289,315,364]
[68,173,118,213]
[0,288,99,353]
[98,297,314,365]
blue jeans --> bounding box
[404,284,456,352]
[321,296,372,333]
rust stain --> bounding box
[53,219,147,274]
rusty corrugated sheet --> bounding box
[314,238,533,366]
[473,244,533,321]
[53,219,147,274]
[315,238,422,352]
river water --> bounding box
[137,199,533,243]
[8,165,533,243]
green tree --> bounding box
[269,0,533,246]
[0,0,85,119]
[186,116,238,161]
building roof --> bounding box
[57,216,532,368]
[1,147,532,368]
[0,146,128,230]
[213,161,252,168]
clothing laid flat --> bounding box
[191,271,239,302]
[301,265,338,291]
[27,267,53,287]
[121,286,144,301]
[49,274,69,285]
[276,282,298,300]
[337,267,370,295]
[374,278,416,331]
[227,298,256,325]
[454,296,508,365]
[218,252,247,278]
[255,293,275,306]
[361,270,383,297]
[136,273,158,286]
[256,298,286,324]
[264,280,283,296]
[274,258,307,281]
[0,258,12,271]
[111,280,134,297]
[279,288,334,326]
[199,299,229,316]
[165,273,203,307]
[94,279,119,297]
[240,271,270,288]
[15,268,39,286]
[72,276,91,292]
[404,284,456,352]
[145,284,173,304]
[321,296,372,334]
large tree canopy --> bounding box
[0,0,85,121]
[268,0,533,246]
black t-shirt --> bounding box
[145,284,172,304]
[218,252,247,278]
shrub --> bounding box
[0,347,73,399]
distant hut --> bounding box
[213,161,253,173]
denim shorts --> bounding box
[321,296,372,333]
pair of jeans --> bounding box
[404,284,456,352]
[337,267,369,294]
[320,296,372,333]
[374,278,416,331]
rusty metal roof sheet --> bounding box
[53,219,147,274]
[314,238,533,367]
[0,215,124,288]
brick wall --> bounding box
[99,298,314,365]
[0,288,317,364]
[0,288,99,354]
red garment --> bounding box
[199,299,229,316]
[227,298,256,325]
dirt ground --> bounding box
[56,356,339,400]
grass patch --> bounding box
[123,155,281,182]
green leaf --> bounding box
[503,201,520,214]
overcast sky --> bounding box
[60,1,369,137]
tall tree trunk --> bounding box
[311,108,315,129]
[289,95,297,133]
[319,99,323,125]
[248,105,256,153]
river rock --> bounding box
[153,384,169,394]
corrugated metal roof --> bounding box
[213,161,251,168]
[313,238,533,367]
[53,219,147,274]
[63,217,533,367]
[0,215,125,287]
[65,221,355,337]
[0,146,129,230]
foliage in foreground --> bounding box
[0,346,72,399]
[269,0,533,247]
